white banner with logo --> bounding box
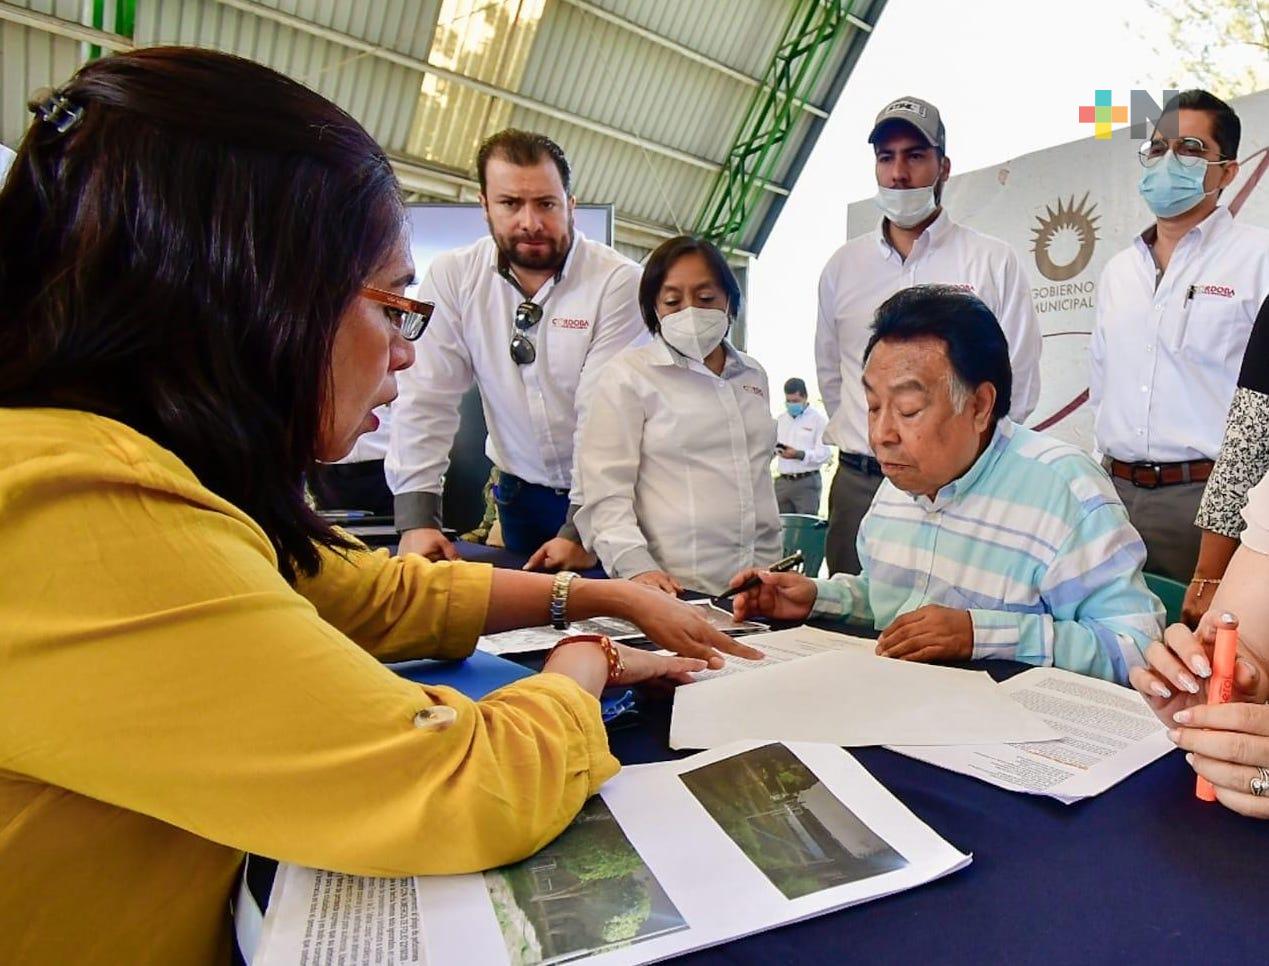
[846,88,1269,449]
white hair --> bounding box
[945,370,971,414]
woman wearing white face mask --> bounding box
[573,236,784,596]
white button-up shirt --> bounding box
[574,338,784,595]
[0,143,14,186]
[1089,207,1269,463]
[815,211,1042,454]
[386,231,645,528]
[775,406,831,474]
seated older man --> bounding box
[730,285,1163,684]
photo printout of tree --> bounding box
[353,742,968,965]
[483,796,687,965]
[679,743,909,900]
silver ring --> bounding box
[1251,768,1269,797]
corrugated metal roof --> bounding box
[523,1,754,163]
[1,0,886,258]
[131,0,429,150]
[1,1,97,147]
[588,0,794,79]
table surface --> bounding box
[251,652,1266,964]
[253,549,1269,964]
[609,660,1267,966]
[449,541,608,579]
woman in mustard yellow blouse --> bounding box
[0,48,750,965]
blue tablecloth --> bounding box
[609,660,1268,965]
[248,656,1268,964]
[248,543,1269,963]
[452,540,608,579]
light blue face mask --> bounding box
[786,402,806,417]
[1138,150,1217,218]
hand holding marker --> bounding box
[1196,613,1239,803]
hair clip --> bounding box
[27,87,84,135]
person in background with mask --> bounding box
[775,377,830,514]
[574,235,784,597]
[815,96,1042,576]
[1089,89,1269,583]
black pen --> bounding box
[713,550,805,602]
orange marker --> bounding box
[1197,613,1239,802]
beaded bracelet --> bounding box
[547,634,625,687]
[1190,577,1221,602]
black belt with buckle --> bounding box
[497,469,569,497]
[779,471,818,481]
[840,452,884,478]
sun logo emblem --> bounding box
[1031,193,1100,282]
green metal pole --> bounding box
[694,0,854,251]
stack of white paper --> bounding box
[890,667,1174,803]
[477,616,642,656]
[675,625,876,681]
[670,650,1061,750]
[255,741,970,966]
[477,601,763,657]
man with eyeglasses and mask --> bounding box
[387,129,645,568]
[1089,89,1269,583]
[815,96,1042,576]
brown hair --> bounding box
[476,128,572,194]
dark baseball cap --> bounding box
[868,96,946,152]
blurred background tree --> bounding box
[1146,1,1269,97]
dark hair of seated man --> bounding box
[865,284,1013,423]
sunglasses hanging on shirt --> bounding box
[510,300,544,365]
[500,260,560,366]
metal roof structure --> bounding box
[1,0,887,261]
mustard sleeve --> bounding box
[295,536,493,662]
[3,479,619,877]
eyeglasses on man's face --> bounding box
[1137,136,1229,168]
[360,286,434,341]
[510,300,543,365]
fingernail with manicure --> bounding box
[1167,729,1180,743]
[1185,753,1195,766]
[1191,654,1212,678]
[1179,673,1200,694]
[1150,682,1172,699]
[1173,709,1192,724]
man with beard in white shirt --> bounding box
[387,129,646,569]
[815,96,1042,575]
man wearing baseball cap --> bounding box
[815,96,1042,575]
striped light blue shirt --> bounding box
[812,420,1163,684]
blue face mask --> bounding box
[786,402,806,418]
[1138,150,1215,218]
